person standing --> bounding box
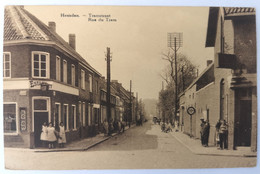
[218,119,228,150]
[215,120,221,147]
[47,122,57,149]
[58,122,66,148]
[204,120,210,147]
[103,119,109,136]
[40,122,48,147]
[200,117,206,146]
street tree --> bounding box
[158,50,197,122]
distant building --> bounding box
[179,7,256,151]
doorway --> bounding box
[33,97,50,147]
[34,112,48,147]
[237,100,252,146]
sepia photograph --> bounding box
[1,2,258,172]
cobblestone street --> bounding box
[4,121,257,170]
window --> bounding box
[88,104,92,126]
[32,52,49,78]
[89,74,93,92]
[72,105,76,130]
[95,80,98,94]
[81,70,85,89]
[71,64,75,86]
[63,104,69,130]
[83,102,86,126]
[56,56,61,81]
[63,60,67,83]
[3,52,11,78]
[79,102,82,125]
[4,103,17,133]
[55,103,61,127]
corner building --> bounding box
[3,6,102,148]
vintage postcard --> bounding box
[2,5,257,171]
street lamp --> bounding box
[167,32,183,122]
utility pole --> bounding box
[106,47,112,135]
[136,92,138,125]
[167,32,183,123]
[129,80,132,127]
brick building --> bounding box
[3,6,133,148]
[179,7,257,151]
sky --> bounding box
[24,6,214,100]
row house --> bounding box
[179,7,257,151]
[3,6,102,148]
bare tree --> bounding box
[158,50,197,122]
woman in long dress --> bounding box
[40,122,48,147]
[58,122,66,148]
[47,122,57,149]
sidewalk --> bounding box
[5,125,133,153]
[169,129,257,157]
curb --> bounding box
[34,124,135,153]
[170,132,257,158]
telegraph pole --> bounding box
[167,32,183,122]
[136,92,138,125]
[129,80,132,127]
[106,47,112,135]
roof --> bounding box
[183,62,214,92]
[224,7,255,18]
[205,7,255,47]
[205,7,219,47]
[4,6,101,76]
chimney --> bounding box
[48,22,56,32]
[69,34,76,50]
[207,60,213,66]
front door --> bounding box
[34,112,48,147]
[237,100,252,146]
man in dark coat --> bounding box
[203,120,210,147]
[200,117,206,146]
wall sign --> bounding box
[20,107,27,131]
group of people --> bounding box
[103,119,126,136]
[40,122,66,149]
[200,117,228,150]
[161,121,173,133]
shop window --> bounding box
[4,103,17,133]
[32,52,49,78]
[72,105,76,130]
[63,104,69,130]
[88,104,92,126]
[3,52,11,78]
[83,102,86,126]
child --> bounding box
[40,122,48,147]
[47,122,57,149]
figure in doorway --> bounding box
[58,122,66,148]
[47,122,57,149]
[40,122,48,147]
